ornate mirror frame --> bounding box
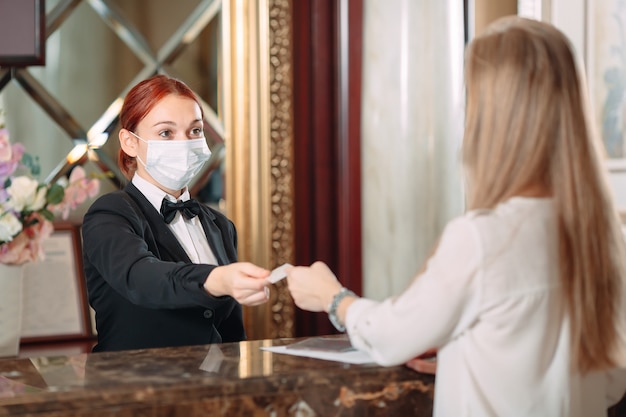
[223,0,295,339]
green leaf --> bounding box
[22,215,39,228]
[21,153,41,177]
[40,209,54,221]
[46,183,65,205]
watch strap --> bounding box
[328,287,356,332]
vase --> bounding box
[0,263,23,358]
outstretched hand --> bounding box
[286,261,343,312]
[204,262,271,306]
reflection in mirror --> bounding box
[0,0,225,223]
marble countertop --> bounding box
[0,337,435,416]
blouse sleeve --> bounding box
[605,367,626,407]
[345,216,483,366]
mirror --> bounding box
[0,0,297,340]
[0,0,225,221]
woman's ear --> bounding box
[119,129,138,157]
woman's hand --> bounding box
[204,262,270,306]
[405,348,438,375]
[286,261,343,312]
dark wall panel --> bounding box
[292,0,363,336]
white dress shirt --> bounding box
[132,175,218,265]
[346,197,626,417]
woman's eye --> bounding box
[191,128,204,137]
[158,130,173,139]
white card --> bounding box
[267,263,293,284]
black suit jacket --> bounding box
[81,182,245,352]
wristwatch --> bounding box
[327,287,357,332]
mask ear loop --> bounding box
[129,131,148,144]
[136,155,148,168]
[128,131,149,167]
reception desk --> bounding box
[0,337,435,416]
[4,337,626,417]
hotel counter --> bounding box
[0,337,435,416]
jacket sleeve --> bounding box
[215,303,246,342]
[82,192,233,310]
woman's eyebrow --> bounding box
[151,120,176,127]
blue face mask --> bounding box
[131,132,211,191]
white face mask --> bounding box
[131,132,211,191]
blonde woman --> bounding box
[285,17,626,416]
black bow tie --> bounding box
[160,198,201,224]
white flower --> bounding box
[6,176,47,212]
[0,211,23,242]
[55,176,69,188]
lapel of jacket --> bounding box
[124,183,192,263]
[197,207,230,265]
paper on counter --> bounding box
[260,336,375,365]
[261,345,374,364]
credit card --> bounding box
[267,263,293,284]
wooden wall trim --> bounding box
[292,0,363,336]
[337,0,363,298]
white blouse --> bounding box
[346,197,626,417]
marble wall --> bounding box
[360,0,466,300]
[360,0,626,303]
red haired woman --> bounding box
[82,75,269,352]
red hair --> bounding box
[117,75,204,179]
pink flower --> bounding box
[0,128,11,162]
[0,129,24,179]
[0,124,100,266]
[48,166,101,220]
[0,214,53,265]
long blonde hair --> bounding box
[463,16,626,373]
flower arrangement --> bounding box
[0,123,100,265]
